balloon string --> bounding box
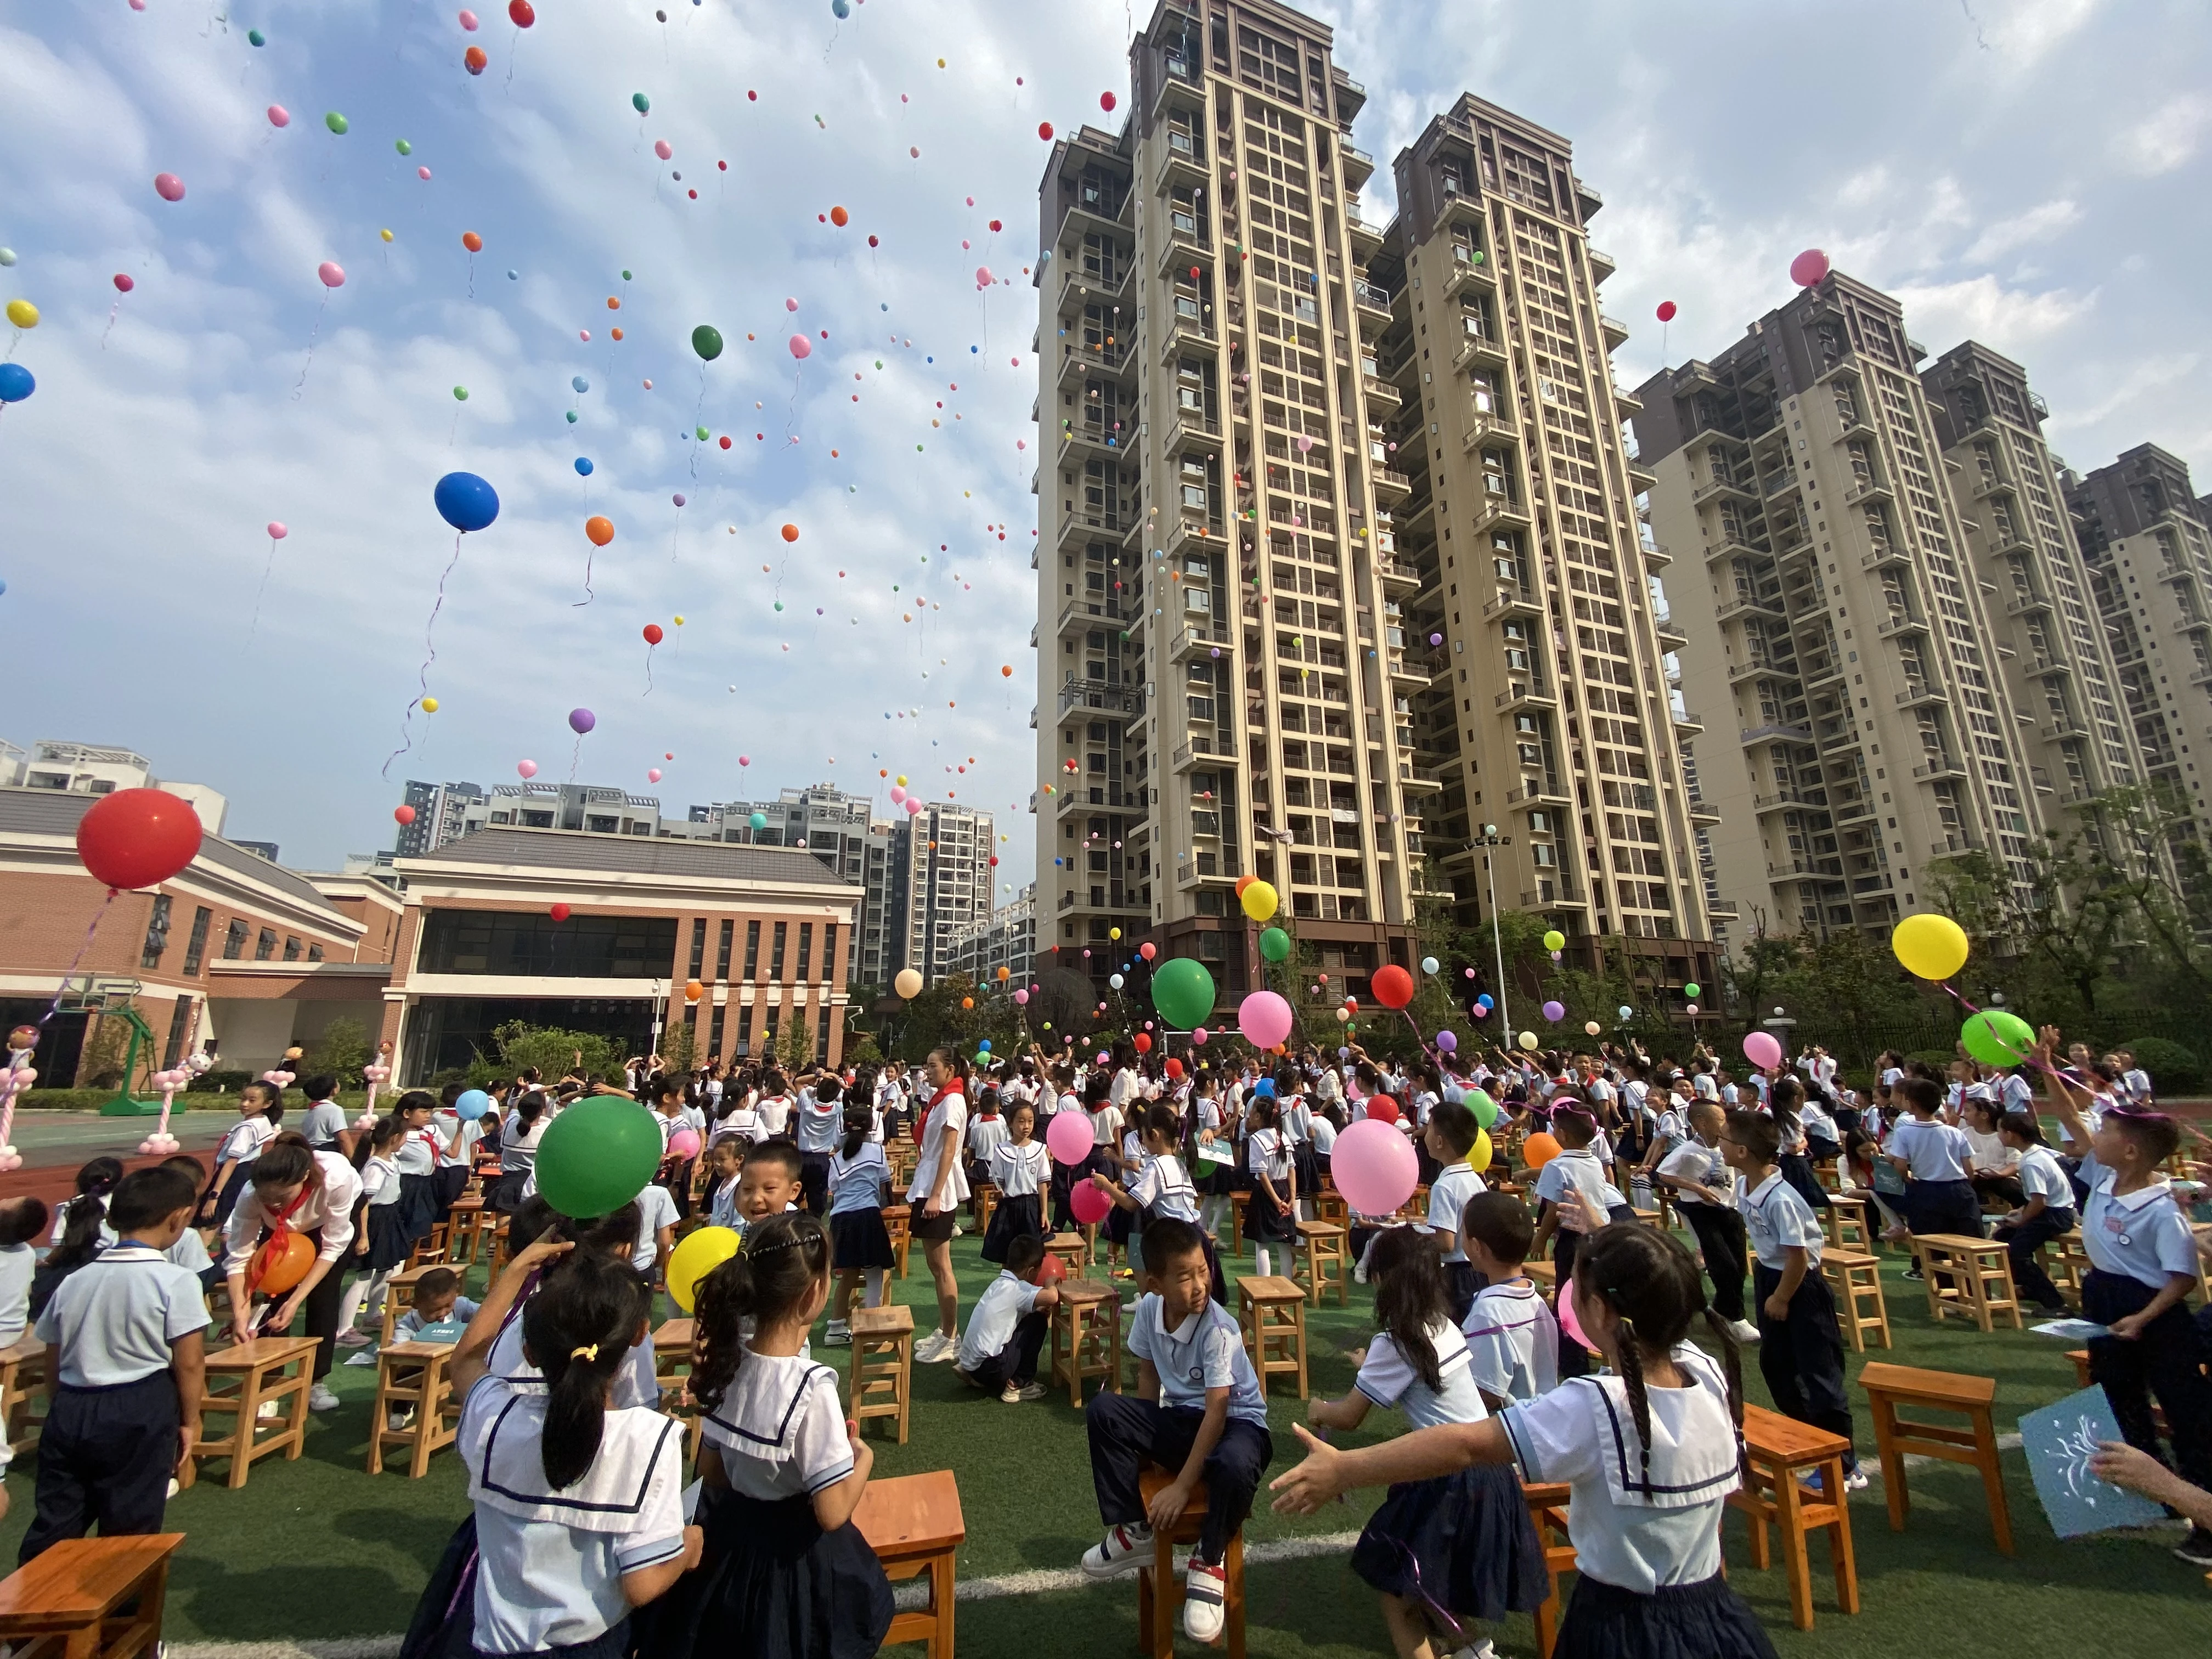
[291,294,327,400]
[101,302,119,349]
[36,891,120,1032]
[381,529,464,778]
[1935,979,2057,1076]
[568,732,583,782]
[643,642,655,696]
[246,532,283,648]
[575,548,595,606]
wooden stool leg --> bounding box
[1154,1528,1178,1659]
[1973,1405,2013,1555]
[1874,1397,1910,1532]
[930,1549,956,1659]
[1826,1452,1860,1615]
[1225,1526,1246,1659]
[1772,1464,1815,1630]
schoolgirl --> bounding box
[336,1115,410,1351]
[1308,1228,1545,1659]
[1051,1073,1113,1235]
[823,1107,894,1347]
[1190,1075,1237,1239]
[964,1086,1009,1224]
[1278,1068,1320,1221]
[390,1090,450,1246]
[1094,1103,1215,1299]
[203,1081,281,1227]
[1243,1095,1296,1280]
[494,1092,550,1214]
[1765,1077,1831,1213]
[29,1158,123,1322]
[715,1085,764,1149]
[755,1070,795,1141]
[984,1098,1051,1265]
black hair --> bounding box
[1724,1106,1780,1164]
[1769,1074,1805,1143]
[415,1266,461,1302]
[297,1073,336,1102]
[522,1250,650,1489]
[248,1141,317,1194]
[1004,1232,1046,1277]
[1548,1094,1596,1147]
[1428,1099,1479,1158]
[1460,1190,1534,1267]
[1142,1102,1181,1144]
[975,1084,1001,1118]
[1082,1071,1114,1108]
[0,1196,49,1249]
[927,1045,971,1084]
[108,1164,200,1234]
[1897,1076,1944,1116]
[650,1073,685,1104]
[1245,1094,1280,1130]
[395,1089,437,1118]
[161,1154,207,1195]
[2108,1108,2181,1164]
[440,1083,465,1109]
[1367,1226,1451,1392]
[692,1212,831,1414]
[516,1092,548,1128]
[509,1195,563,1255]
[46,1158,125,1275]
[1574,1222,1746,1491]
[840,1105,872,1162]
[1007,1094,1036,1130]
[743,1138,804,1183]
[815,1075,843,1105]
[1141,1216,1205,1272]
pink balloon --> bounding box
[1192,1026,1208,1044]
[904,797,923,815]
[1558,1277,1593,1355]
[579,329,591,341]
[113,273,134,294]
[153,173,185,202]
[889,785,906,804]
[1013,989,1029,1005]
[1238,990,1293,1050]
[1045,1109,1093,1167]
[317,261,346,288]
[267,105,291,128]
[1743,1030,1784,1071]
[459,9,479,28]
[1331,1119,1419,1217]
[419,166,432,180]
[1070,1180,1113,1225]
[266,522,288,540]
[785,297,799,312]
[647,768,663,783]
[654,139,673,160]
[788,334,811,359]
[516,759,538,778]
[974,265,992,286]
[1790,247,1831,287]
[667,1127,702,1160]
[738,755,750,766]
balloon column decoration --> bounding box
[0,1030,37,1173]
[139,1065,191,1154]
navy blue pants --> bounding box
[20,1374,179,1565]
[1908,1178,1984,1296]
[1993,1207,2075,1310]
[1681,1202,1749,1322]
[1752,1263,1855,1469]
[2084,1269,2212,1494]
[1086,1394,1273,1565]
[965,1310,1048,1391]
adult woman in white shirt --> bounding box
[222,1136,364,1411]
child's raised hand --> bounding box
[508,1238,575,1278]
[1269,1423,1345,1515]
[1345,1345,1367,1370]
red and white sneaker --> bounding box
[1080,1523,1153,1580]
[1182,1556,1227,1642]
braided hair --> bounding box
[691,1212,831,1414]
[1573,1222,1747,1491]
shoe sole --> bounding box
[1081,1554,1148,1582]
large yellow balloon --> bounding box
[1892,913,1968,981]
[1469,1126,1493,1174]
[894,967,923,1000]
[1541,929,1566,952]
[4,300,37,330]
[666,1226,741,1313]
[1240,879,1279,922]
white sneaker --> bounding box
[343,1347,379,1367]
[999,1380,1024,1403]
[1081,1522,1153,1579]
[949,1224,965,1237]
[914,1330,961,1364]
[824,1320,851,1347]
[309,1384,340,1412]
[1353,1264,1369,1285]
[256,1400,280,1421]
[1182,1556,1227,1642]
[1728,1319,1763,1344]
[1843,1466,1870,1493]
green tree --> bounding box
[660,1012,700,1077]
[777,1006,815,1072]
[302,1015,370,1083]
[490,1022,622,1087]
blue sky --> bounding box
[2,0,2205,894]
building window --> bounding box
[222,919,249,961]
[796,924,814,981]
[308,944,324,962]
[708,1002,726,1059]
[770,922,788,979]
[414,911,678,977]
[816,1001,832,1066]
[715,919,734,979]
[140,894,173,970]
[822,924,839,982]
[688,918,707,978]
[182,906,212,976]
[161,995,193,1071]
[282,936,302,962]
[744,920,761,978]
[255,928,278,961]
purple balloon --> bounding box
[568,707,596,735]
[1428,632,1442,646]
[1541,999,1566,1022]
[672,493,686,507]
[1436,1030,1457,1052]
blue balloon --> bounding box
[572,375,590,394]
[0,578,8,597]
[1254,1079,1277,1098]
[433,471,500,533]
[507,269,518,280]
[0,363,34,403]
[831,0,849,15]
[574,456,594,475]
[456,1088,492,1117]
[566,410,578,423]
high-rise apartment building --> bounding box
[2063,445,2212,826]
[1635,273,2047,937]
[1369,98,1717,983]
[674,785,899,984]
[397,780,487,857]
[1033,0,1425,1008]
[948,883,1037,990]
[1920,345,2148,810]
[896,801,995,985]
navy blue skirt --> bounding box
[1349,1462,1547,1623]
[981,1192,1042,1263]
[829,1208,895,1272]
[399,1514,477,1659]
[365,1204,411,1271]
[1554,1572,1778,1659]
[633,1485,891,1659]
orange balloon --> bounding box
[996,966,1009,979]
[585,516,614,546]
[962,997,974,1009]
[607,296,622,310]
[250,1231,315,1296]
[830,205,850,227]
[610,326,624,341]
[464,44,487,72]
[685,979,704,1002]
[1235,874,1256,896]
[780,523,800,542]
[1521,1132,1562,1171]
[461,230,483,252]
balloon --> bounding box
[1790,248,1831,287]
[420,697,439,713]
[1139,942,1158,962]
[324,112,349,134]
[456,1088,492,1119]
[1258,927,1291,963]
[1420,957,1440,975]
[1469,1127,1494,1175]
[1109,973,1125,990]
[1618,1006,1635,1020]
[76,788,204,889]
[1235,874,1256,896]
[508,0,535,24]
[1521,1132,1561,1171]
[1239,879,1279,922]
[1133,1032,1153,1054]
[1519,1031,1539,1052]
[831,0,850,15]
[633,92,650,113]
[1656,300,1677,323]
[1542,1000,1565,1023]
[1372,965,1414,1010]
[1892,913,1969,981]
[1070,1180,1113,1224]
[788,334,811,359]
[535,1096,664,1218]
[1961,1009,2035,1068]
[1333,1119,1418,1216]
[642,623,664,646]
[1470,1091,1499,1129]
[1014,989,1028,1005]
[317,261,345,288]
[267,104,290,128]
[251,1231,317,1296]
[465,45,487,73]
[459,9,479,26]
[1046,1109,1093,1166]
[1238,990,1293,1049]
[1436,1031,1457,1053]
[0,363,36,403]
[830,205,849,227]
[1585,1021,1601,1036]
[894,967,923,999]
[573,375,590,393]
[1475,995,1493,1011]
[461,230,483,253]
[568,707,595,734]
[517,759,538,778]
[1164,1057,1183,1080]
[1364,1096,1399,1125]
[1036,1249,1066,1286]
[265,521,287,541]
[647,768,662,783]
[154,173,185,201]
[1542,929,1566,952]
[573,456,595,477]
[433,471,500,532]
[394,805,417,826]
[665,1226,738,1313]
[1743,1031,1784,1070]
[1101,91,1118,111]
[748,812,769,832]
[781,523,800,542]
[1151,958,1215,1029]
[549,901,569,920]
[585,516,614,546]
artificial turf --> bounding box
[2,1217,2207,1655]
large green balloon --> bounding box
[534,1095,665,1218]
[1151,957,1217,1030]
[1257,926,1291,963]
[324,111,349,134]
[1960,1009,2035,1068]
[691,324,724,362]
[1470,1090,1499,1129]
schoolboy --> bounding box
[1888,1076,1980,1284]
[1656,1101,1760,1342]
[1457,1190,1558,1408]
[394,1266,480,1341]
[955,1233,1061,1403]
[1420,1099,1488,1322]
[1079,1217,1274,1643]
[735,1139,805,1236]
[1526,1098,1630,1376]
[1991,1113,2076,1314]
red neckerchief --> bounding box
[246,1175,317,1295]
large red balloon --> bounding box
[75,789,204,890]
[1790,248,1831,288]
[1365,1096,1401,1126]
[1655,300,1677,323]
[1133,1031,1152,1053]
[1371,964,1415,1010]
[508,0,535,26]
[642,623,664,645]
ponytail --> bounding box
[929,1046,970,1086]
[692,1213,830,1414]
[840,1105,871,1163]
[522,1252,648,1490]
[47,1158,123,1274]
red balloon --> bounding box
[507,0,535,25]
[550,902,572,921]
[1134,1032,1153,1053]
[1037,122,1054,140]
[1070,1180,1113,1224]
[1365,1096,1401,1126]
[1100,91,1117,112]
[464,44,487,73]
[75,789,204,890]
[1164,1057,1183,1080]
[393,805,417,826]
[642,623,664,645]
[1655,300,1677,323]
[1372,964,1414,1010]
[1790,248,1831,288]
[113,274,135,294]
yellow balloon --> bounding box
[380,228,394,243]
[1519,1030,1538,1051]
[1892,913,1968,981]
[666,1226,741,1314]
[420,696,440,713]
[896,774,908,786]
[1541,929,1566,952]
[1239,879,1279,922]
[4,300,37,330]
[894,967,923,1000]
[673,614,685,625]
[1109,928,1121,940]
[1470,1126,1493,1174]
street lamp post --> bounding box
[1476,823,1513,1037]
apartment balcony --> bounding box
[1376,556,1423,591]
[1716,591,1785,627]
[1164,407,1223,455]
[1971,466,2015,501]
[1627,459,1659,494]
[1054,596,1135,640]
[1460,411,1519,456]
[1152,48,1206,120]
[1741,721,1813,745]
[1842,477,1894,509]
[1058,265,1132,320]
[1688,797,1723,827]
[1452,329,1510,374]
[1612,381,1645,417]
[1588,246,1617,284]
[1599,313,1630,351]
[1833,407,1876,442]
[1875,612,1931,641]
[1353,279,1394,331]
[1362,374,1404,410]
[1859,541,1909,572]
[1911,753,1970,781]
[1442,257,1496,303]
[1155,217,1213,278]
[1471,495,1534,539]
[1057,424,1125,468]
[1690,477,1758,507]
[2042,709,2093,741]
[1159,314,1218,364]
[1385,653,1433,686]
[1769,856,1845,881]
[1168,619,1234,662]
[1494,682,1559,713]
[1060,193,1133,249]
[1829,793,1877,825]
[1155,138,1209,195]
[1058,343,1134,399]
[1654,619,1690,653]
[1172,737,1243,772]
[1753,789,1823,816]
[1641,540,1672,571]
[1483,590,1544,624]
[1372,466,1414,500]
[1056,682,1141,719]
[1397,760,1445,794]
[1702,536,1760,569]
[1339,141,1375,188]
[1894,681,1946,708]
[2004,590,2055,618]
[1671,708,1705,735]
[1507,781,1573,808]
[1346,210,1385,258]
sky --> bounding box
[1,0,2205,894]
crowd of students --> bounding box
[0,1020,2205,1659]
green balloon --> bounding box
[1258,927,1291,963]
[248,29,266,46]
[632,92,651,114]
[1682,982,1702,1000]
[325,111,349,134]
[691,324,724,362]
[1470,1090,1499,1128]
[1151,957,1217,1030]
[622,269,634,281]
[695,424,709,440]
[534,1095,665,1219]
[453,386,469,400]
[566,410,578,423]
[395,138,412,155]
[1961,1009,2035,1068]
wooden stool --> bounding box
[1728,1402,1860,1630]
[1652,1185,1677,1231]
[1044,1231,1090,1280]
[1522,1480,1577,1659]
[1226,1192,1247,1253]
[1133,1468,1246,1659]
[0,1534,183,1659]
[1821,1251,1892,1352]
[0,1337,48,1464]
[405,1220,452,1269]
[1312,1188,1348,1229]
[1858,1361,2013,1555]
[1237,1276,1308,1400]
[652,1317,695,1403]
[850,1305,915,1444]
[191,1336,319,1489]
[367,1341,461,1477]
[1822,1197,1870,1253]
[855,1471,964,1659]
[1293,1220,1348,1307]
[883,1206,913,1280]
[2042,1230,2091,1307]
[1526,1259,1556,1293]
[974,1183,997,1240]
[445,1198,493,1265]
[379,1263,443,1348]
[484,1214,513,1279]
[1050,1280,1122,1408]
[1916,1234,2022,1331]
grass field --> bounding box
[3,1212,2208,1656]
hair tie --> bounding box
[571,1344,600,1361]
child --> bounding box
[1722,1109,1861,1489]
[956,1233,1061,1403]
[1527,1099,1630,1378]
[394,1266,479,1341]
[754,1069,795,1139]
[965,1085,1009,1222]
[1961,1098,2023,1209]
[1271,1224,1777,1659]
[337,1115,409,1353]
[1242,1095,1296,1280]
[20,1165,207,1564]
[1459,1193,1558,1408]
[733,1139,806,1239]
[221,1137,364,1411]
[825,1106,894,1346]
[1420,1099,1488,1323]
[630,1164,680,1285]
[1092,1103,1201,1284]
[795,1074,845,1217]
[1991,1113,2075,1315]
[30,1159,122,1321]
[1887,1077,1979,1282]
[2040,1028,2212,1566]
[204,1082,281,1227]
[1191,1074,1237,1239]
[1767,1077,1831,1213]
[389,1090,448,1245]
[1080,1218,1274,1644]
[648,1075,699,1222]
[1311,1227,1545,1659]
[477,1200,661,1409]
[703,1136,744,1232]
[0,1198,47,1352]
[1655,1101,1759,1342]
[298,1073,351,1155]
[646,1212,893,1657]
[984,1098,1051,1265]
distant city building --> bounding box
[465,781,662,839]
[897,801,995,985]
[4,740,230,837]
[949,883,1036,991]
[674,786,898,986]
[396,780,488,856]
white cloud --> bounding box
[1962,198,2080,263]
[1888,274,2096,348]
[2113,93,2212,174]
